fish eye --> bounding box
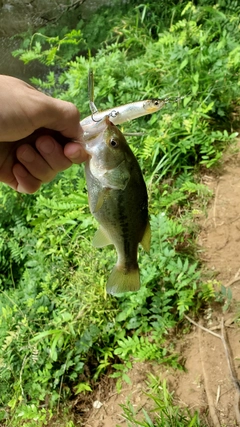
[154,100,160,106]
[109,138,118,148]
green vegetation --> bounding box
[1,0,240,425]
[120,377,205,427]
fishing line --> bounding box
[161,84,225,105]
[87,68,223,124]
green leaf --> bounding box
[30,329,64,342]
[180,58,188,70]
[183,96,192,106]
[122,373,131,385]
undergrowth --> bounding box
[0,0,240,425]
[119,376,205,427]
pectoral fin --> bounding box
[102,161,130,190]
[140,221,151,252]
[92,227,113,248]
[92,188,109,213]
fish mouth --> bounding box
[91,115,116,126]
[83,115,117,154]
[105,116,117,128]
[147,106,160,113]
[83,116,109,143]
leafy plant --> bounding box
[14,2,240,181]
[119,378,205,426]
[1,0,239,425]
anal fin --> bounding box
[92,227,113,248]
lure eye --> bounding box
[110,138,118,148]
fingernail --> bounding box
[68,147,84,159]
[19,147,35,163]
[37,137,55,154]
[17,185,27,193]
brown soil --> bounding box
[65,141,240,427]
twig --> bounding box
[185,314,240,425]
[198,325,221,426]
[220,318,240,391]
[40,0,86,23]
[184,314,221,339]
[225,275,240,288]
[229,215,240,224]
[221,319,240,423]
[57,363,67,414]
[19,354,28,398]
[216,385,221,405]
[235,391,240,426]
[213,182,220,229]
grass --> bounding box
[119,377,205,427]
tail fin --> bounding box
[106,265,140,295]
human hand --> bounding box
[0,75,88,193]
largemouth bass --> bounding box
[84,116,151,295]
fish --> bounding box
[83,116,151,295]
[80,99,166,127]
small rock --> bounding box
[93,400,103,409]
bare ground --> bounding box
[65,140,240,427]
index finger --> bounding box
[23,88,84,142]
[46,98,84,141]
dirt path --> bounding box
[74,141,240,427]
[173,141,240,427]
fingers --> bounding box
[16,137,71,182]
[13,136,88,194]
[12,163,42,193]
[52,101,83,140]
[64,141,89,163]
[36,136,72,174]
[32,96,84,141]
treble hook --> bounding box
[91,112,102,123]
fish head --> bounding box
[143,99,165,113]
[85,116,131,170]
